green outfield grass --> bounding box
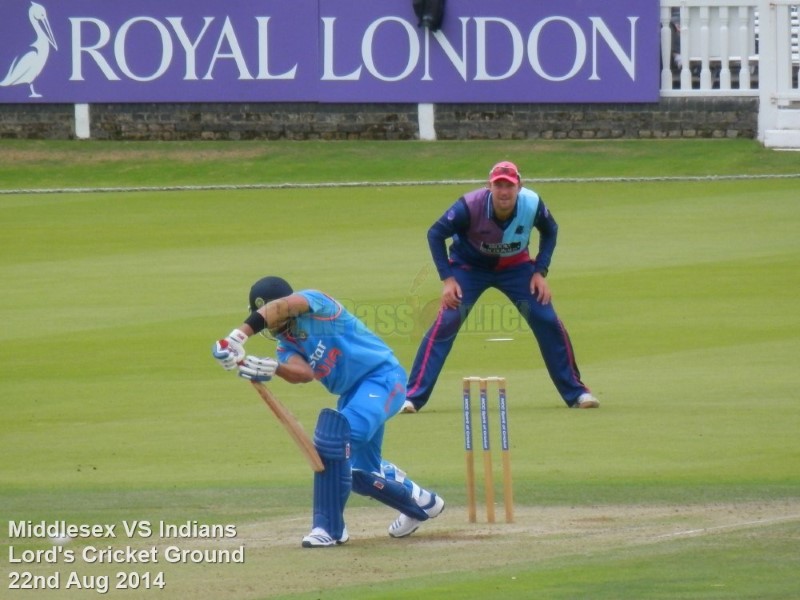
[1,140,798,599]
[2,138,800,190]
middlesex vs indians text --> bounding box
[7,520,242,594]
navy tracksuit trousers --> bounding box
[406,260,589,410]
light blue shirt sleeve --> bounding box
[276,290,399,395]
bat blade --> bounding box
[250,381,324,473]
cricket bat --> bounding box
[250,381,324,473]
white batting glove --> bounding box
[238,356,279,382]
[211,329,248,371]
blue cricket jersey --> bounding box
[275,290,400,395]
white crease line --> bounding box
[655,514,800,539]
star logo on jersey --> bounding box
[515,225,524,234]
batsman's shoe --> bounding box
[573,393,600,409]
[388,494,445,538]
[301,527,349,548]
[400,400,417,414]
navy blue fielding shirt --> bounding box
[427,187,558,280]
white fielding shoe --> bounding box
[573,393,600,409]
[301,527,349,548]
[400,400,417,414]
[388,494,445,538]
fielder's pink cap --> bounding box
[489,161,521,184]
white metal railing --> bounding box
[659,1,799,95]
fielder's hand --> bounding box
[442,276,462,309]
[212,329,248,370]
[530,272,551,305]
[238,356,279,382]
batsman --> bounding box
[212,276,445,547]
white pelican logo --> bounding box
[1,2,58,98]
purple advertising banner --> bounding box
[0,0,660,104]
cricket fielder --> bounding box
[212,276,445,547]
[403,161,599,413]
